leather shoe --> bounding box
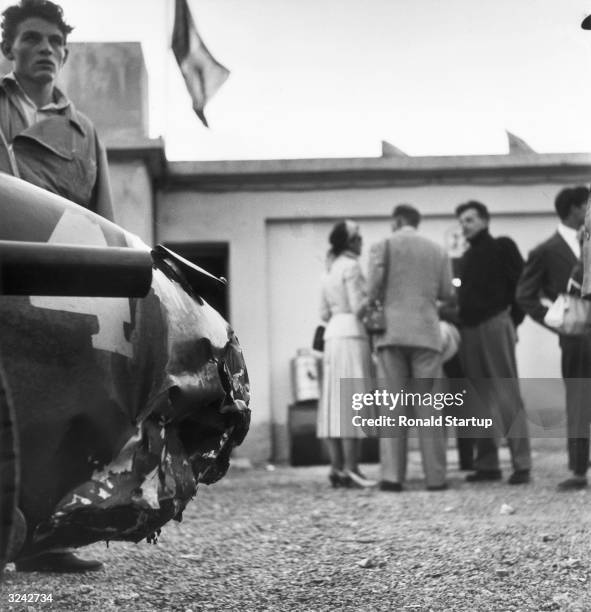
[557,476,588,491]
[508,470,530,485]
[378,480,403,492]
[15,552,103,573]
[328,469,347,488]
[465,470,502,482]
[426,483,448,491]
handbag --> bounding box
[312,325,325,351]
[543,293,591,335]
[363,238,389,334]
[363,300,386,334]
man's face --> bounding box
[572,202,587,229]
[6,17,67,85]
[391,216,403,232]
[458,208,488,240]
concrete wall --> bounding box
[157,179,579,463]
[109,160,154,245]
[60,42,149,141]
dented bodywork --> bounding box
[0,174,250,560]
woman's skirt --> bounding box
[317,335,374,439]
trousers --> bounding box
[560,335,591,476]
[377,345,446,487]
[459,310,531,472]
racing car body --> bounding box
[0,173,250,563]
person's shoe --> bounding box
[508,470,531,485]
[465,470,502,482]
[557,476,588,491]
[328,470,347,488]
[344,470,377,488]
[378,480,403,492]
[15,552,103,573]
[426,483,448,491]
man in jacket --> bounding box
[456,200,531,485]
[517,186,590,490]
[0,0,113,572]
[0,0,113,220]
[367,204,454,491]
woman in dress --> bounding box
[318,220,375,488]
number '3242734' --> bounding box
[8,593,53,603]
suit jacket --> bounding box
[516,232,577,326]
[367,227,454,351]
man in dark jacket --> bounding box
[517,186,590,490]
[456,200,531,485]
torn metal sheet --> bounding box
[0,173,250,559]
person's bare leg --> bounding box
[343,439,376,487]
[326,438,344,471]
[325,438,345,487]
[342,438,359,472]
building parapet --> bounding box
[165,152,591,192]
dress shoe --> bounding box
[557,476,588,491]
[426,483,448,491]
[328,469,347,488]
[15,552,103,573]
[378,480,403,492]
[465,470,502,482]
[344,470,377,488]
[508,470,531,485]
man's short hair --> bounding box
[1,0,73,53]
[455,200,490,221]
[392,204,421,227]
[554,186,589,220]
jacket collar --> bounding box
[550,231,578,265]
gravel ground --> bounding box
[1,439,591,612]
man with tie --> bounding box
[517,186,590,490]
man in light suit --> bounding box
[367,204,454,491]
[517,186,590,490]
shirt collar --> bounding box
[0,72,85,135]
[557,223,581,258]
[2,72,70,111]
[558,223,578,239]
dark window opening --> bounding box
[163,242,229,321]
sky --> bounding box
[1,0,591,161]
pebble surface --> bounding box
[1,441,591,611]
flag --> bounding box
[171,0,230,127]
